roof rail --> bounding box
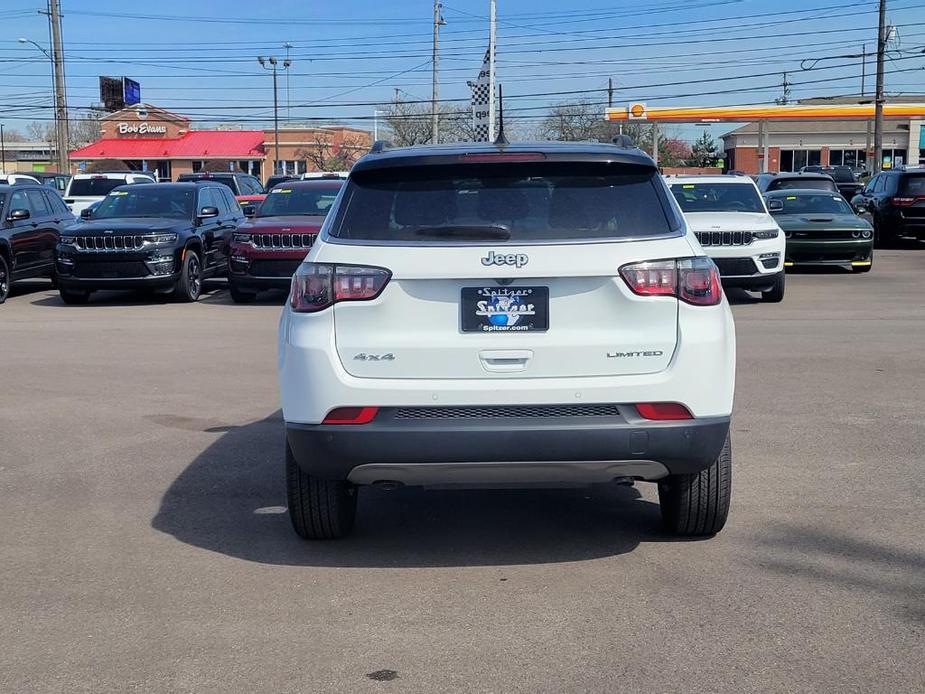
[370,140,393,154]
[611,134,635,149]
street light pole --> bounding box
[18,36,60,172]
[284,42,293,122]
[1,124,6,174]
[258,55,291,176]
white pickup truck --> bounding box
[63,172,156,215]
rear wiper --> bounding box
[414,224,511,240]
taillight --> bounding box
[636,403,693,420]
[619,257,722,306]
[322,407,379,424]
[891,197,920,206]
[290,263,390,313]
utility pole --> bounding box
[608,78,613,108]
[284,42,293,122]
[258,56,291,175]
[431,1,444,144]
[775,72,791,105]
[651,123,659,168]
[46,0,68,173]
[489,0,496,140]
[873,0,887,173]
[862,43,873,173]
[1,124,5,174]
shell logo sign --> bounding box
[628,102,648,120]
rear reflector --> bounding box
[322,407,379,425]
[636,403,693,420]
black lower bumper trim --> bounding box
[229,275,292,291]
[720,273,780,291]
[286,410,731,483]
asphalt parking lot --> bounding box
[1,250,923,694]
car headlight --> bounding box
[232,233,253,243]
[152,233,178,244]
[753,229,779,239]
[861,229,872,239]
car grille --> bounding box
[393,405,622,420]
[73,261,150,278]
[696,231,754,246]
[252,233,315,249]
[74,235,146,251]
[248,259,303,278]
[713,257,759,276]
[789,230,858,240]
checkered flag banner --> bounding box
[471,47,493,141]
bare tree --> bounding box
[68,112,103,148]
[380,97,433,147]
[1,128,26,142]
[538,100,611,142]
[295,131,367,170]
[26,121,55,142]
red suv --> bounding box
[227,179,344,302]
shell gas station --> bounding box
[606,100,925,174]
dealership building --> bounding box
[721,95,925,174]
[69,104,372,183]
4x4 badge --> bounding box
[481,250,528,268]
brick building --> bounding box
[721,95,925,174]
[69,104,372,184]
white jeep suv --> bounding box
[278,141,736,539]
[64,172,157,215]
[667,175,786,302]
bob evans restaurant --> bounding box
[69,104,371,183]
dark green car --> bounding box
[765,189,874,273]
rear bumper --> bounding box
[229,274,292,291]
[721,271,782,291]
[286,409,731,484]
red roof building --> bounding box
[69,104,372,184]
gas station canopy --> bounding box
[606,102,925,123]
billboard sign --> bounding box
[123,78,141,106]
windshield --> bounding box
[670,182,764,213]
[331,163,676,242]
[772,193,853,215]
[771,178,837,192]
[68,178,128,197]
[258,185,341,217]
[899,174,925,196]
[92,188,195,220]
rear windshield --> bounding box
[258,185,342,217]
[329,163,676,243]
[772,193,853,215]
[899,174,925,196]
[827,168,856,183]
[68,178,127,196]
[670,182,764,213]
[770,178,837,192]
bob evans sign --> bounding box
[117,122,167,135]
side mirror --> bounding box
[767,199,784,213]
[241,204,257,218]
[198,206,219,219]
[80,207,94,219]
[8,208,30,222]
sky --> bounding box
[1,0,923,143]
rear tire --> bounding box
[173,251,202,303]
[658,434,732,536]
[0,254,9,304]
[761,272,785,303]
[59,288,90,305]
[229,283,257,304]
[286,442,357,540]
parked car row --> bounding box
[0,174,345,305]
[667,172,875,302]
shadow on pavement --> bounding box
[29,281,228,307]
[152,412,678,568]
[752,524,925,624]
[8,279,55,300]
